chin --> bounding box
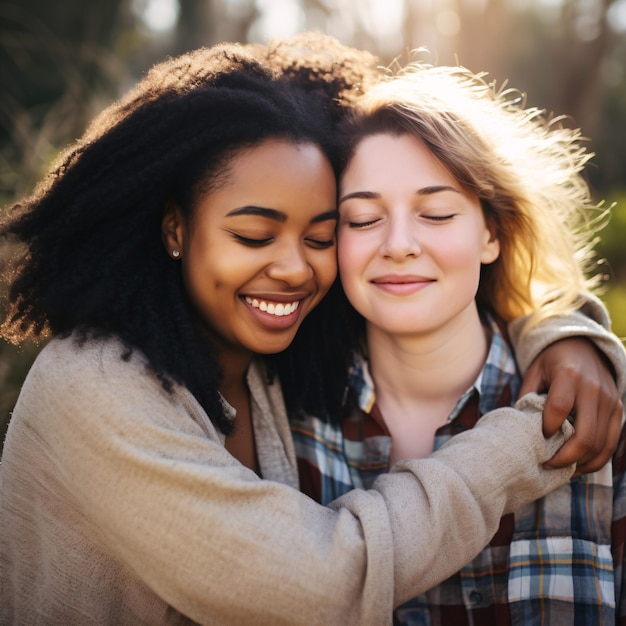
[252,337,297,356]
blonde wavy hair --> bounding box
[342,61,607,331]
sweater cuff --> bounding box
[509,292,626,395]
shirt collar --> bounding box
[348,315,521,420]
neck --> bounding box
[217,347,260,475]
[218,350,254,402]
[366,304,490,415]
[199,319,254,401]
[366,303,491,463]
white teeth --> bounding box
[245,297,300,316]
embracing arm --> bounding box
[0,337,574,626]
[510,292,626,473]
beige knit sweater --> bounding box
[1,298,623,625]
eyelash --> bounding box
[232,234,335,249]
[348,214,456,228]
[426,214,456,222]
[233,234,273,247]
[306,238,335,249]
[348,219,379,229]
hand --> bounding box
[519,337,623,475]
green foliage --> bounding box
[0,0,133,200]
[602,286,626,342]
[0,342,40,451]
[597,191,626,341]
[597,190,626,282]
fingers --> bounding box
[544,424,597,470]
[574,397,623,475]
[544,395,623,472]
[540,375,577,438]
[518,360,546,399]
[520,336,622,472]
[542,375,598,468]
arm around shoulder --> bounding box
[510,292,626,395]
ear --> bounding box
[161,202,186,259]
[480,223,500,265]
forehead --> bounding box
[342,133,452,188]
[191,139,337,221]
[227,139,330,180]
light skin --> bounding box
[338,133,499,340]
[162,138,338,471]
[338,132,621,467]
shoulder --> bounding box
[30,331,129,367]
[15,333,212,439]
[23,333,156,402]
[7,333,223,487]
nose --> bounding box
[266,241,314,285]
[380,213,421,261]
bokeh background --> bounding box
[1,0,625,439]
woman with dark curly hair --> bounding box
[0,34,621,625]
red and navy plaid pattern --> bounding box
[290,317,626,625]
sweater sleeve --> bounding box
[2,338,574,626]
[509,292,626,395]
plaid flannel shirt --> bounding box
[291,317,626,625]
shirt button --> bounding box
[469,590,482,605]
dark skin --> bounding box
[522,337,623,475]
[223,388,259,475]
[219,344,260,475]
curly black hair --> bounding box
[0,33,378,434]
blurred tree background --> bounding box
[1,0,625,439]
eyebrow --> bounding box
[339,185,460,205]
[226,206,338,223]
[312,209,339,223]
[226,206,287,222]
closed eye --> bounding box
[423,214,456,223]
[348,218,381,229]
[306,237,335,249]
[231,233,273,247]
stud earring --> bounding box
[172,250,180,259]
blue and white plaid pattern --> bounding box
[289,415,355,502]
[290,316,626,625]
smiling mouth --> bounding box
[244,297,300,317]
[370,277,434,296]
[371,275,433,284]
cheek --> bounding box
[439,238,485,289]
[435,227,483,264]
[337,233,361,288]
[337,232,372,309]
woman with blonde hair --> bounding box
[289,60,626,624]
